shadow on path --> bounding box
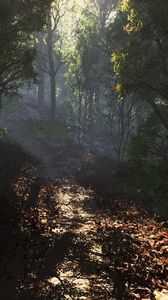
[0,142,167,300]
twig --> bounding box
[53,273,75,300]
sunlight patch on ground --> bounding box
[89,243,104,262]
[48,271,90,290]
[56,183,94,230]
[29,180,119,299]
[47,277,60,285]
[46,182,102,298]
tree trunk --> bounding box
[78,93,82,145]
[88,89,94,132]
[47,12,56,122]
[37,33,45,116]
[37,70,45,116]
[148,98,168,132]
[50,72,56,122]
[0,92,2,118]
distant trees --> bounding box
[0,0,51,113]
[0,0,167,214]
[46,1,65,122]
[2,0,167,164]
[66,5,102,143]
[65,0,136,157]
[36,0,70,122]
[66,1,117,144]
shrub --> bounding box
[124,111,168,217]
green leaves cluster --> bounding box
[111,0,168,132]
[119,0,143,33]
[0,0,51,96]
[112,50,127,76]
[66,4,103,102]
[0,126,7,138]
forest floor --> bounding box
[0,137,167,300]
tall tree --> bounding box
[36,0,69,122]
[0,0,51,113]
[111,0,168,131]
[66,3,107,142]
[36,33,46,116]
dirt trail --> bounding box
[14,178,168,300]
[0,135,167,299]
[46,180,112,299]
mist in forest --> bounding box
[0,1,168,299]
[1,0,134,178]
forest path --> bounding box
[17,177,168,300]
[0,139,168,300]
[46,179,116,300]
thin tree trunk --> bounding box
[47,12,56,122]
[37,70,45,116]
[37,33,45,116]
[148,98,168,132]
[0,92,2,118]
[50,73,56,122]
[78,93,82,145]
[88,89,94,132]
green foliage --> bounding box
[106,0,168,215]
[112,50,127,76]
[0,0,51,96]
[127,161,168,217]
[24,121,69,139]
[0,126,7,138]
[126,112,168,216]
[111,0,168,130]
[58,102,75,123]
[66,5,103,90]
[119,0,143,33]
[65,1,115,143]
[119,0,132,12]
[3,97,23,113]
[130,109,168,162]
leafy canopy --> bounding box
[111,0,168,129]
[0,0,51,95]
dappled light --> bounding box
[0,0,168,299]
[0,141,167,299]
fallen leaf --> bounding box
[154,290,168,300]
